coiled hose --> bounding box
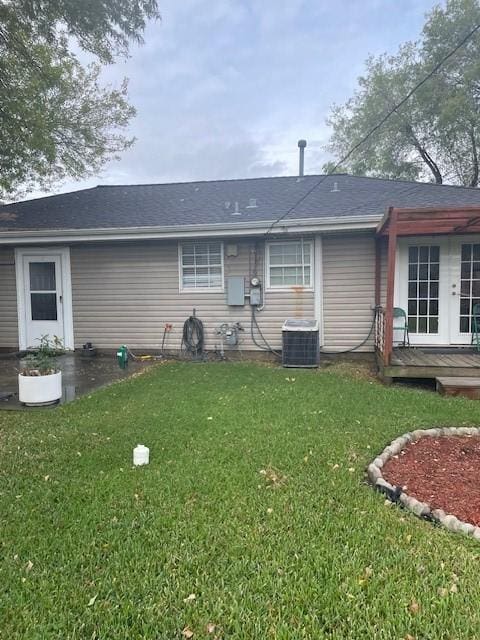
[181,313,205,357]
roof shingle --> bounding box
[2,174,480,231]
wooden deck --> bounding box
[379,347,480,380]
[436,377,480,399]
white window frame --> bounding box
[266,239,314,291]
[178,241,225,293]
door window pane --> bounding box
[459,244,480,333]
[429,263,439,280]
[460,316,470,333]
[419,246,429,262]
[462,244,472,261]
[408,317,417,332]
[408,300,417,315]
[461,298,470,315]
[31,293,57,320]
[419,282,428,298]
[407,245,440,334]
[461,262,471,279]
[408,246,418,262]
[30,262,56,291]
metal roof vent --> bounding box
[231,201,241,216]
[246,198,257,208]
[298,139,307,177]
[331,181,340,192]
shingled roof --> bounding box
[2,173,480,232]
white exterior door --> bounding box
[15,248,74,350]
[449,238,480,344]
[397,236,480,346]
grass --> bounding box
[1,361,480,639]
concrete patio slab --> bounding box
[0,352,155,410]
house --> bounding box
[2,172,480,379]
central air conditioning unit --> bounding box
[282,319,319,368]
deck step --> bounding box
[436,377,480,399]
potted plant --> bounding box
[18,335,64,406]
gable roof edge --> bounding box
[0,213,382,245]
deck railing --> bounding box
[374,306,386,364]
[374,306,395,366]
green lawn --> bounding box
[1,362,480,639]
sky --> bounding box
[55,0,440,196]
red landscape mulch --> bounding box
[382,435,480,526]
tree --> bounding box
[326,0,480,186]
[0,0,160,198]
[321,161,349,175]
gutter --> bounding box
[0,214,382,245]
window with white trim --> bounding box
[180,241,224,291]
[267,240,313,289]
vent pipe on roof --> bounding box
[298,139,307,177]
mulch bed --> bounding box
[382,436,480,526]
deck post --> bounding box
[384,208,398,366]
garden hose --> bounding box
[181,312,205,357]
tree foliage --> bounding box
[325,0,480,186]
[0,0,160,198]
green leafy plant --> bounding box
[20,335,64,376]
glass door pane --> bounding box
[29,262,57,321]
[407,245,440,334]
[459,243,480,333]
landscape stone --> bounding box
[367,464,381,482]
[458,522,475,535]
[376,477,393,492]
[432,509,446,521]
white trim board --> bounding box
[15,247,74,350]
[314,235,324,346]
[0,215,382,245]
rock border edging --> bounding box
[368,427,480,539]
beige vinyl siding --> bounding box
[0,247,18,348]
[322,232,376,351]
[70,240,314,351]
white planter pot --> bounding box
[18,371,62,406]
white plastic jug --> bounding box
[133,444,149,466]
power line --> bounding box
[265,22,480,236]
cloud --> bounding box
[43,0,438,196]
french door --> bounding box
[449,239,480,344]
[397,236,480,346]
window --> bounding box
[180,242,224,291]
[267,240,313,289]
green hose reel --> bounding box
[116,345,128,369]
